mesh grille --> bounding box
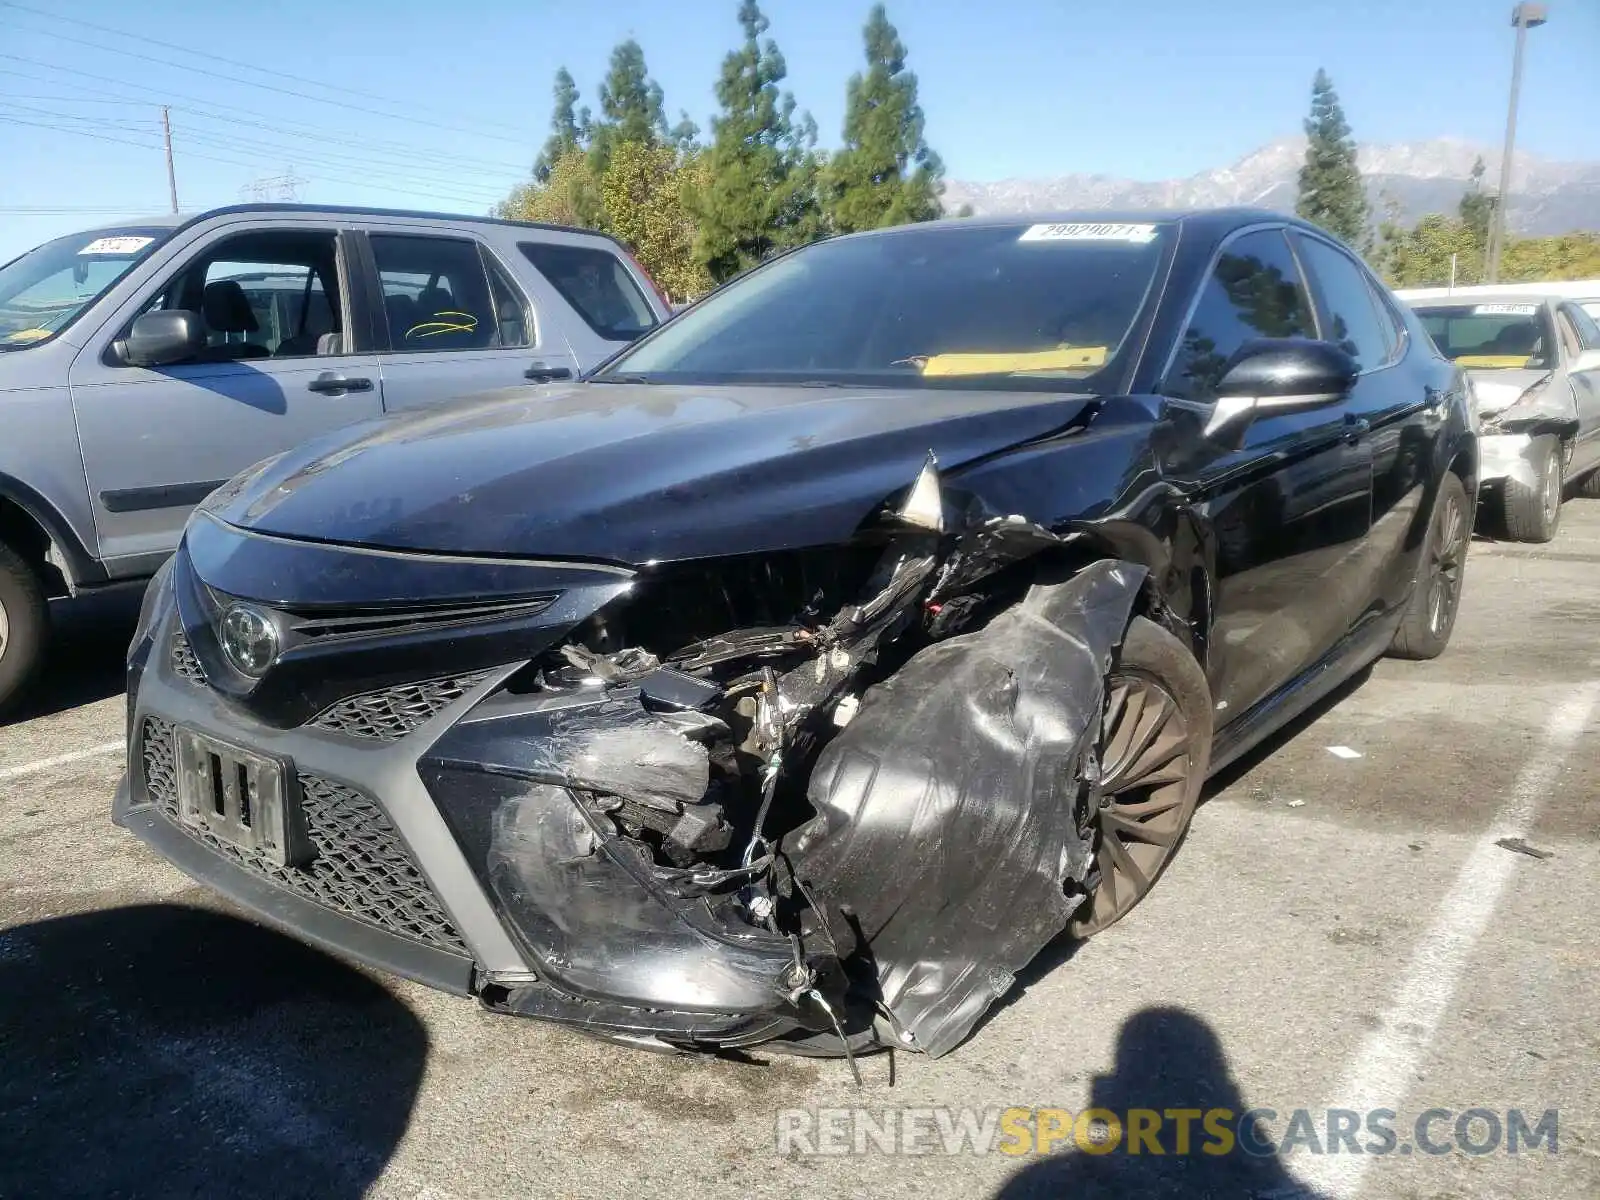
[170,631,206,685]
[308,672,493,741]
[139,716,469,955]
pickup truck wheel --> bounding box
[0,542,49,720]
[1389,472,1469,661]
[1500,435,1563,543]
[1070,616,1212,939]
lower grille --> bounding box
[308,672,493,741]
[140,716,469,955]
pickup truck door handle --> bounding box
[307,372,373,395]
[1343,414,1370,443]
[524,364,574,382]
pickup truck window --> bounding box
[0,226,171,351]
[372,234,511,352]
[518,241,657,342]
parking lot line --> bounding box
[1300,681,1600,1200]
[0,741,124,783]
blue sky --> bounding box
[2,0,1597,261]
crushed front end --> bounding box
[117,464,1146,1058]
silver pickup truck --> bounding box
[0,203,672,715]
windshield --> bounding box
[1414,303,1554,370]
[0,226,172,351]
[596,221,1171,391]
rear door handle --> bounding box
[1343,414,1370,443]
[524,364,574,382]
[308,373,373,395]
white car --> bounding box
[1400,288,1600,542]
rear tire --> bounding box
[1390,473,1470,661]
[0,542,49,720]
[1576,467,1600,499]
[1500,435,1563,543]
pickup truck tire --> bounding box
[0,542,48,720]
[1500,435,1563,543]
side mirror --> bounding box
[1204,338,1359,438]
[115,310,205,367]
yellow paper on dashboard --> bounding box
[919,345,1108,376]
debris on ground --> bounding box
[1495,836,1554,860]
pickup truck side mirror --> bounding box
[1204,337,1359,439]
[115,310,206,367]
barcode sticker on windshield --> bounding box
[79,236,153,256]
[1472,303,1537,315]
[1019,223,1158,244]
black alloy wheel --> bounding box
[1389,472,1470,661]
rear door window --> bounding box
[518,242,657,342]
[1163,228,1314,402]
[1294,236,1394,372]
[371,234,502,352]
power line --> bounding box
[7,23,534,148]
[0,61,533,174]
[0,0,533,138]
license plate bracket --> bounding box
[174,726,309,867]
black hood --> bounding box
[207,382,1096,563]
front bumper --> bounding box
[1476,430,1543,491]
[116,607,816,1047]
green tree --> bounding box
[1295,69,1369,247]
[601,140,712,300]
[590,39,667,169]
[532,67,589,183]
[693,0,821,281]
[496,146,604,229]
[821,4,944,233]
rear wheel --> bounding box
[1576,467,1600,499]
[0,542,49,720]
[1500,435,1563,543]
[1389,472,1470,661]
[1070,616,1212,938]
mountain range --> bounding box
[944,138,1600,235]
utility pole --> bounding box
[161,105,179,214]
[1485,3,1547,283]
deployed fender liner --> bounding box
[790,559,1148,1058]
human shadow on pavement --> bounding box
[0,903,427,1200]
[992,1006,1323,1199]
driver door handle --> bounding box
[307,372,373,395]
[524,364,574,382]
[1343,414,1370,444]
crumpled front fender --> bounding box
[790,559,1147,1057]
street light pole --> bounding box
[1486,2,1546,283]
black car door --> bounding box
[1291,231,1437,622]
[1154,226,1374,724]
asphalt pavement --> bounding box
[3,505,1599,1200]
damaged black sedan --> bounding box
[116,209,1476,1062]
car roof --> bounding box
[847,206,1324,240]
[82,202,619,244]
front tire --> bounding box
[0,542,49,720]
[1070,616,1212,939]
[1500,435,1563,543]
[1389,472,1470,661]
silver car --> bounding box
[1409,294,1600,541]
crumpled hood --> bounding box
[1465,367,1552,416]
[206,382,1096,563]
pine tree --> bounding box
[590,39,667,170]
[532,68,589,183]
[1295,69,1369,247]
[821,4,944,233]
[694,0,821,281]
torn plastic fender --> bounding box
[789,558,1148,1058]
